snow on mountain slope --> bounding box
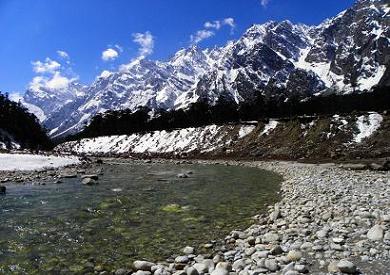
[23,0,390,138]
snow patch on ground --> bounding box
[0,154,80,171]
[238,125,256,139]
[353,112,383,143]
[260,120,279,136]
[58,125,255,155]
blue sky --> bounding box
[0,0,355,94]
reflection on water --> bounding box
[0,163,281,274]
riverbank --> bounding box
[120,159,389,275]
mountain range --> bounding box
[22,0,390,138]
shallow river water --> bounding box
[0,162,281,274]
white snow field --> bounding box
[0,154,80,171]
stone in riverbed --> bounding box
[327,261,339,273]
[210,262,231,275]
[81,174,99,180]
[264,259,278,272]
[262,232,280,243]
[177,173,189,178]
[336,260,357,274]
[115,268,132,275]
[82,177,98,185]
[0,185,6,195]
[133,260,155,271]
[175,256,189,264]
[182,246,195,255]
[287,250,302,262]
[367,225,384,241]
[186,267,199,275]
[193,259,214,274]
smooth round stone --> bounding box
[262,232,280,243]
[186,267,199,275]
[183,246,195,255]
[82,177,98,185]
[175,256,189,264]
[337,260,357,274]
[367,225,384,241]
[287,250,302,262]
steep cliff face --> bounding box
[24,0,390,138]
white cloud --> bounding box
[191,30,215,44]
[132,31,154,58]
[29,72,76,91]
[223,18,236,29]
[32,58,61,74]
[204,18,236,31]
[204,21,222,30]
[102,48,119,61]
[57,50,69,59]
[192,18,236,44]
[261,0,270,8]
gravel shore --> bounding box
[125,160,390,275]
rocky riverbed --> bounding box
[118,160,390,275]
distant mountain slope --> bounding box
[23,0,390,138]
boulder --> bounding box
[0,185,6,195]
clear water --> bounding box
[0,163,281,274]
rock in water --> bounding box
[0,185,6,195]
[367,225,384,241]
[177,173,189,178]
[81,174,99,180]
[82,177,98,185]
[337,260,357,274]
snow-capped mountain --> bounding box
[23,0,390,138]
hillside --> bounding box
[56,111,390,161]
